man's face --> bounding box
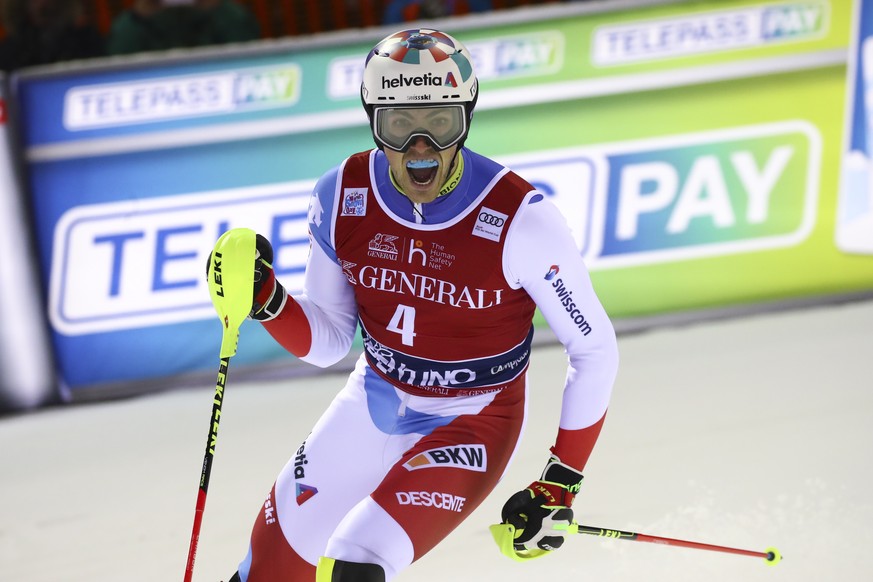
[375,106,465,203]
[384,139,458,204]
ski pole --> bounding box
[574,524,782,565]
[491,521,781,564]
[184,228,256,582]
[183,356,232,582]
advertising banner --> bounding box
[838,0,873,254]
[0,77,56,410]
[11,0,871,394]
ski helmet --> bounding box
[361,28,478,152]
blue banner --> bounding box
[837,0,873,255]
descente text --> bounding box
[396,491,466,512]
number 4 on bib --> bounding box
[387,304,417,346]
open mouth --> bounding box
[406,159,439,186]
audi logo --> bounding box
[478,212,505,227]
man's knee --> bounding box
[316,557,385,582]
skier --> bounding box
[226,27,619,582]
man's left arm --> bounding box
[496,192,619,558]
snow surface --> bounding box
[2,300,871,581]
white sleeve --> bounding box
[505,195,619,430]
[292,238,359,368]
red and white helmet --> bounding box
[361,29,478,151]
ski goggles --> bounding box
[373,105,467,152]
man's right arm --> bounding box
[261,164,359,368]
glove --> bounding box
[250,234,287,321]
[206,234,286,321]
[491,456,583,560]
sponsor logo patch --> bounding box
[472,207,508,242]
[544,265,560,280]
[342,188,367,216]
[380,72,449,89]
[292,440,317,504]
[293,441,308,479]
[263,493,277,525]
[296,483,318,505]
[406,238,455,270]
[367,233,400,260]
[396,491,467,512]
[550,277,592,336]
[403,445,487,472]
[357,267,502,309]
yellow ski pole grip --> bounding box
[207,228,257,358]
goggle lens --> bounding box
[374,105,466,152]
